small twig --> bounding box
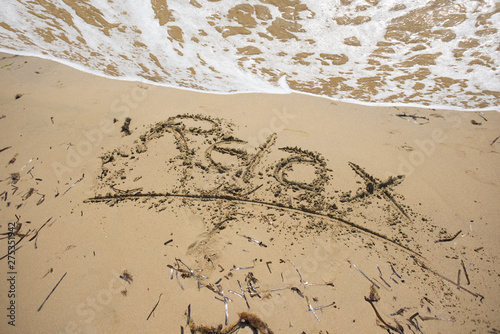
[390,308,406,316]
[413,258,483,299]
[490,135,500,145]
[62,174,84,196]
[238,280,250,309]
[266,261,272,274]
[305,296,320,322]
[218,285,229,325]
[461,260,470,285]
[351,262,380,289]
[376,264,391,288]
[0,146,11,153]
[396,113,429,125]
[419,315,454,321]
[306,301,335,312]
[0,245,23,261]
[176,258,203,289]
[365,297,403,333]
[236,232,267,247]
[475,112,487,122]
[435,230,461,243]
[232,265,254,271]
[29,217,53,249]
[388,262,402,279]
[290,261,308,284]
[38,272,67,312]
[146,293,163,320]
[457,269,461,290]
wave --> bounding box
[0,0,499,110]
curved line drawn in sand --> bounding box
[87,113,429,258]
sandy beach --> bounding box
[0,53,499,333]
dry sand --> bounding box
[0,53,499,334]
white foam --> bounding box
[0,0,498,111]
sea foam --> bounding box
[0,0,498,110]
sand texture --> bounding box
[0,53,499,333]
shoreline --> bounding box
[1,49,498,113]
[0,53,499,333]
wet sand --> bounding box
[0,53,499,333]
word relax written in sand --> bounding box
[87,114,419,255]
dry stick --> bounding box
[218,285,229,326]
[146,293,163,320]
[38,272,67,312]
[435,230,461,243]
[29,217,53,249]
[365,297,403,333]
[232,266,254,271]
[289,261,308,284]
[0,245,23,261]
[238,280,250,309]
[266,261,272,274]
[457,269,461,290]
[414,259,483,300]
[305,296,320,322]
[352,263,380,289]
[0,146,11,153]
[62,174,84,196]
[389,262,402,280]
[176,258,203,289]
[306,301,335,312]
[475,112,488,122]
[491,135,500,145]
[236,232,267,247]
[409,312,423,333]
[376,264,391,288]
[175,267,184,290]
[461,260,471,285]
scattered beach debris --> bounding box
[265,261,272,274]
[146,293,163,320]
[435,230,461,243]
[471,120,482,126]
[475,112,487,122]
[188,311,274,334]
[0,146,11,153]
[28,217,52,249]
[396,113,429,125]
[37,272,67,312]
[368,284,380,302]
[121,117,132,135]
[390,307,407,316]
[412,256,483,300]
[350,262,380,289]
[22,187,34,201]
[237,232,267,247]
[376,264,391,288]
[36,194,45,206]
[15,93,23,100]
[41,268,53,279]
[20,158,32,171]
[62,174,84,196]
[365,296,404,333]
[7,153,18,166]
[461,260,470,285]
[305,296,320,322]
[119,270,133,284]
